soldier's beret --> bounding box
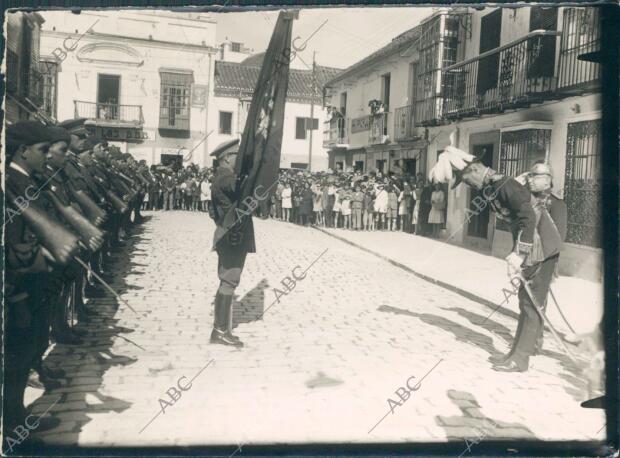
[7,121,58,150]
[210,139,239,158]
[46,126,72,145]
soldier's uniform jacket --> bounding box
[485,175,536,258]
[211,164,256,253]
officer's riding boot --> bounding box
[210,293,243,347]
[225,296,242,344]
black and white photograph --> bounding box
[1,2,618,456]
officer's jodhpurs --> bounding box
[216,243,247,296]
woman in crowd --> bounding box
[200,174,211,212]
[399,181,413,233]
[281,182,292,222]
[429,182,446,238]
[374,184,388,230]
[387,184,399,231]
[313,182,324,227]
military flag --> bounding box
[220,10,297,239]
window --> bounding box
[231,42,241,52]
[219,111,233,135]
[340,92,347,117]
[296,117,306,139]
[295,117,319,139]
[381,73,391,111]
[499,129,551,177]
[564,119,602,247]
[159,71,192,131]
[497,128,551,232]
[40,60,58,118]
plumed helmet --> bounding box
[428,146,476,188]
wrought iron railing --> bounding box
[414,96,443,127]
[394,105,417,140]
[74,101,144,125]
[323,116,348,147]
[557,7,601,92]
[369,112,389,145]
[442,31,560,120]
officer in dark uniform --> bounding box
[431,147,567,372]
[209,139,256,348]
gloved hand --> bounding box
[505,252,524,280]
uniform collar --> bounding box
[9,162,30,177]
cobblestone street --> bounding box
[30,211,605,448]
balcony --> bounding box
[557,8,601,93]
[323,116,348,147]
[442,31,560,121]
[394,105,419,141]
[369,112,389,145]
[74,101,144,126]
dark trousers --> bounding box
[216,244,248,296]
[325,206,334,227]
[510,255,558,365]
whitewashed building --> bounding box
[39,10,218,167]
[415,7,602,280]
[210,54,340,171]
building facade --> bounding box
[5,11,49,124]
[323,6,602,281]
[211,56,340,171]
[323,24,432,177]
[39,10,218,167]
[417,7,602,281]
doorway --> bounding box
[466,144,493,238]
[97,74,120,120]
[464,131,500,252]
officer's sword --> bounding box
[548,286,577,334]
[74,256,138,315]
[518,274,579,365]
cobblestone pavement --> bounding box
[30,211,605,448]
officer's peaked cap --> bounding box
[210,139,239,158]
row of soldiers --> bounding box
[3,118,154,445]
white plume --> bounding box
[428,146,475,184]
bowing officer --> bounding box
[209,139,255,348]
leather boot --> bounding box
[210,293,243,347]
[225,296,242,344]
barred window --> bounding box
[159,71,192,131]
[499,129,551,177]
[497,128,551,232]
[564,119,602,247]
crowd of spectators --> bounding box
[144,165,448,238]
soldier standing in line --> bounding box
[209,139,255,348]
